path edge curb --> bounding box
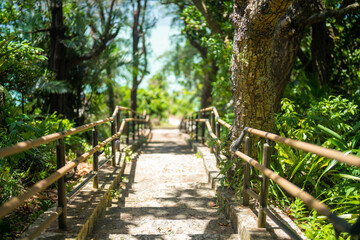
[188,139,306,240]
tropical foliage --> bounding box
[0,0,360,239]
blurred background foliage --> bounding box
[0,0,359,239]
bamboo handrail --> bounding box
[195,106,360,167]
[188,106,359,236]
[0,125,124,220]
[234,149,331,216]
[199,107,213,112]
[0,107,150,221]
[0,117,113,159]
[246,127,360,168]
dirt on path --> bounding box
[89,129,238,240]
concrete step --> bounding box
[91,219,234,235]
[118,196,217,208]
[102,206,222,221]
[120,181,212,191]
[90,233,240,240]
[121,186,215,198]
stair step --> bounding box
[91,219,234,235]
[92,233,240,240]
[121,187,215,198]
[120,197,216,208]
[120,182,211,191]
[103,206,222,220]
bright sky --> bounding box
[148,11,178,73]
[116,3,182,89]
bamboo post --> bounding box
[210,112,215,153]
[132,113,136,142]
[111,121,116,166]
[215,122,220,165]
[201,112,205,144]
[56,138,67,229]
[258,142,271,228]
[195,114,199,142]
[92,127,99,188]
[243,135,251,206]
[116,111,121,133]
[126,112,130,144]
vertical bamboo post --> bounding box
[258,142,271,228]
[92,127,99,188]
[116,110,121,133]
[195,113,199,142]
[191,115,194,135]
[210,112,215,153]
[215,122,220,166]
[56,138,67,229]
[111,121,116,166]
[132,113,136,142]
[243,135,251,206]
[201,112,205,144]
[126,112,130,145]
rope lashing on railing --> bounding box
[186,106,360,239]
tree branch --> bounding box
[105,0,117,35]
[191,0,222,34]
[306,2,360,26]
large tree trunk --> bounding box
[200,60,218,109]
[106,68,115,116]
[49,0,67,115]
[130,0,148,112]
[131,1,140,112]
[188,39,218,109]
[230,1,293,138]
[230,0,332,138]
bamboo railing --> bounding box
[181,106,360,239]
[0,106,151,239]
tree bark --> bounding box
[230,0,359,141]
[130,0,147,112]
[49,0,67,115]
[106,68,115,116]
[230,0,293,138]
[200,60,218,109]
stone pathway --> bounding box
[90,129,238,240]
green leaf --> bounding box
[315,159,338,191]
[335,174,360,181]
[317,124,342,141]
[326,138,347,151]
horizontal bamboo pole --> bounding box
[199,106,214,112]
[111,105,120,118]
[218,119,231,129]
[118,106,138,115]
[234,150,331,217]
[0,131,120,220]
[0,118,113,159]
[212,107,220,119]
[246,127,360,168]
[195,119,207,122]
[205,121,221,144]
